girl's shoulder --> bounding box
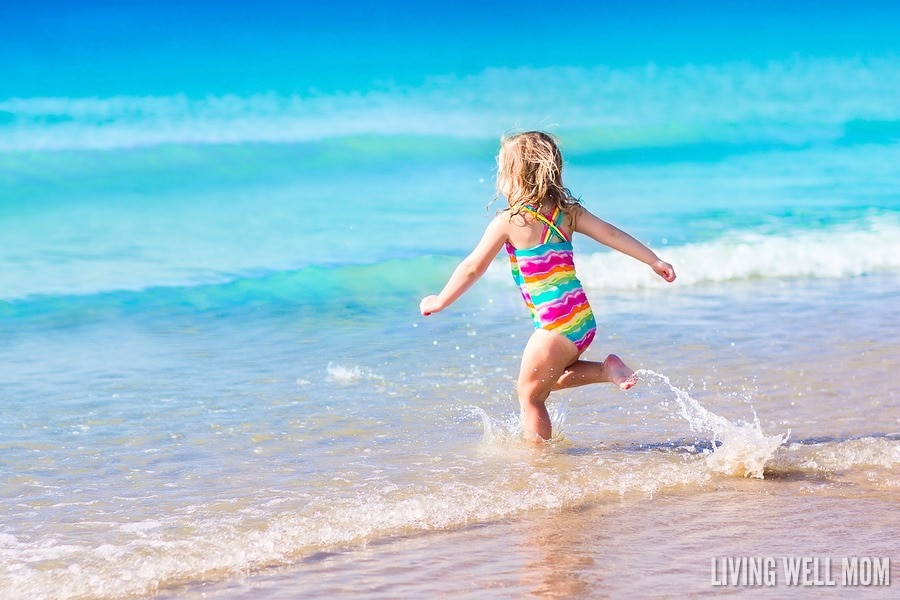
[567,202,587,216]
[486,210,516,234]
[560,202,587,231]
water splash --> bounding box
[637,369,789,479]
[471,400,570,446]
[326,362,384,384]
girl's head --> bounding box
[496,131,579,212]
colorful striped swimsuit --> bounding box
[505,205,597,353]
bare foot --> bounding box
[604,354,638,390]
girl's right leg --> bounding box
[553,354,637,391]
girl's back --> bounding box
[500,205,578,250]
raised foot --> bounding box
[605,354,638,390]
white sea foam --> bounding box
[2,56,900,151]
[575,216,900,290]
[118,520,163,534]
[0,448,714,600]
[788,436,900,471]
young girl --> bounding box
[420,131,676,441]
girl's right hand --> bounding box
[420,295,443,316]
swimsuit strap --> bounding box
[523,204,569,243]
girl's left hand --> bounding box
[419,295,443,316]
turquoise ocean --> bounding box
[1,2,898,598]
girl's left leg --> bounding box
[517,329,580,441]
[553,354,638,391]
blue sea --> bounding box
[1,2,898,598]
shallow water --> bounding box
[3,273,897,598]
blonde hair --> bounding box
[495,131,581,218]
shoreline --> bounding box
[170,483,898,599]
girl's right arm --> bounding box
[420,215,508,316]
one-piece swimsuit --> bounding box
[505,205,597,353]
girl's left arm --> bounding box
[420,215,508,316]
[575,208,676,282]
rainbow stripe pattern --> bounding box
[505,208,597,353]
